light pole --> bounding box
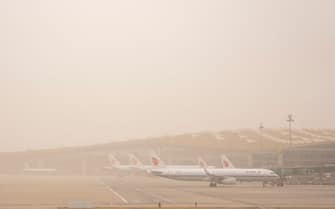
[287,114,294,147]
[259,123,264,152]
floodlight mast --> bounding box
[287,114,294,147]
[259,123,264,152]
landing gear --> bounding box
[277,182,284,187]
[263,180,284,187]
[262,181,273,187]
[276,179,284,187]
[209,182,217,187]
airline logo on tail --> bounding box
[223,160,229,168]
[151,157,160,166]
[221,155,235,168]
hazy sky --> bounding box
[1,0,335,151]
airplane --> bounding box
[219,155,284,186]
[148,154,216,169]
[199,158,282,187]
[128,153,153,172]
[150,157,282,187]
[103,154,136,171]
[105,153,216,173]
[23,163,57,173]
[124,153,217,174]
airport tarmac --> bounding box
[0,175,335,209]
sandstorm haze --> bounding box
[1,0,334,151]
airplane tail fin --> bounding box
[198,157,214,177]
[108,154,120,166]
[151,156,161,166]
[198,157,208,169]
[128,153,143,166]
[221,155,235,168]
[150,152,164,167]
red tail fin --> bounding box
[151,157,160,166]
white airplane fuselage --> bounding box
[134,165,216,172]
[151,168,279,183]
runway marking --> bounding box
[108,188,129,204]
[178,188,272,209]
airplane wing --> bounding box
[199,157,228,183]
